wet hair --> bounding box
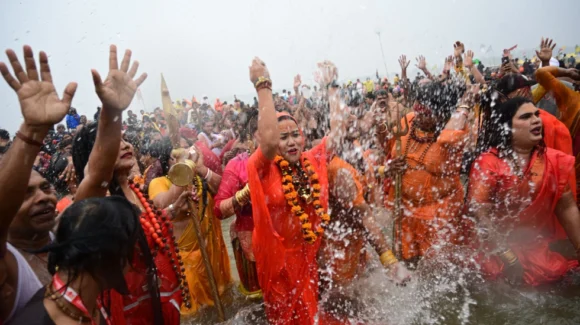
[413,80,465,137]
[238,108,259,142]
[71,122,165,323]
[37,196,139,295]
[157,137,174,176]
[475,96,543,157]
[0,129,9,140]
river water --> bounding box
[181,218,580,325]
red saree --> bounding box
[247,138,329,325]
[469,147,578,285]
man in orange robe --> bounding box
[388,112,467,260]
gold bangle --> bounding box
[380,250,398,268]
[377,166,386,178]
[235,184,250,206]
[499,249,518,266]
[254,76,272,90]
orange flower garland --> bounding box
[274,155,330,243]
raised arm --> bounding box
[445,83,479,131]
[75,45,147,201]
[250,57,278,160]
[317,61,347,154]
[464,50,485,84]
[535,66,580,122]
[0,46,76,250]
[415,55,433,80]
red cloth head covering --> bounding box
[179,127,197,142]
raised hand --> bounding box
[415,55,427,71]
[464,50,475,68]
[91,45,147,112]
[453,41,465,58]
[0,46,77,130]
[535,37,556,63]
[398,55,410,72]
[249,57,270,85]
[443,55,454,74]
[294,74,302,89]
[503,44,517,58]
[317,60,338,87]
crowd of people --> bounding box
[0,36,580,325]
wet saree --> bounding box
[248,138,329,325]
[469,147,578,285]
[386,112,467,260]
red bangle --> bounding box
[16,131,43,147]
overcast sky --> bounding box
[1,0,578,133]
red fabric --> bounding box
[248,138,329,325]
[218,139,236,163]
[195,141,223,175]
[56,196,73,214]
[104,210,182,325]
[469,147,578,285]
[213,152,254,232]
[540,109,576,200]
[179,127,197,141]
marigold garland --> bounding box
[274,155,331,244]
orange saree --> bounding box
[469,147,578,285]
[319,156,367,287]
[248,138,329,325]
[386,112,467,260]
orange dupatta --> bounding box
[248,138,329,325]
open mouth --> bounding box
[530,126,542,136]
[31,206,56,222]
[287,148,299,156]
[121,152,133,159]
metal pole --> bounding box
[376,31,389,77]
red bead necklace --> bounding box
[128,179,192,308]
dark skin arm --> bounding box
[0,46,76,322]
[0,46,77,252]
[75,45,147,201]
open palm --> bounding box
[535,37,556,63]
[0,46,77,128]
[92,45,147,111]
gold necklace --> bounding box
[44,285,97,323]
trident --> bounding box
[388,98,409,260]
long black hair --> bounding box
[35,197,139,316]
[475,95,544,158]
[238,107,259,143]
[71,121,165,324]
